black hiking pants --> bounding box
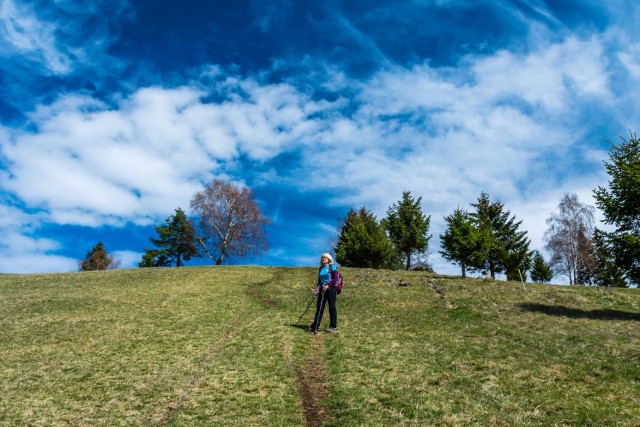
[312,287,337,329]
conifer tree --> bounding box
[592,229,627,287]
[469,192,531,280]
[439,208,489,278]
[80,241,121,271]
[383,191,431,270]
[335,207,396,269]
[140,208,200,267]
[593,132,640,286]
[530,250,553,284]
[504,243,533,282]
[139,250,160,268]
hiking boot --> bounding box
[306,325,316,332]
[326,327,337,333]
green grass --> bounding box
[0,267,639,426]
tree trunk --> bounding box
[461,264,466,278]
[216,247,225,265]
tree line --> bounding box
[334,132,639,287]
[80,132,640,287]
[335,191,533,280]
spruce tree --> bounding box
[383,191,431,270]
[469,192,531,280]
[80,241,121,271]
[593,132,640,286]
[530,250,553,284]
[140,208,200,267]
[439,208,489,278]
[592,229,627,287]
[139,250,160,268]
[335,207,396,268]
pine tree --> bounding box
[469,192,531,280]
[383,192,431,270]
[530,251,553,284]
[439,208,489,278]
[593,132,640,286]
[140,208,200,267]
[504,244,532,282]
[334,207,396,269]
[139,250,160,268]
[592,229,627,287]
[80,241,121,271]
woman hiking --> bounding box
[308,253,339,334]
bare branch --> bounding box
[190,179,270,265]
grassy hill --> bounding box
[0,266,638,426]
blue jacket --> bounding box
[317,265,340,290]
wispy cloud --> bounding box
[0,0,71,73]
[251,0,293,33]
[1,0,130,73]
[0,0,131,119]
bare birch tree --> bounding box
[190,179,270,265]
[544,193,595,285]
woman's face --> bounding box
[321,255,330,265]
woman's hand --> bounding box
[323,284,329,292]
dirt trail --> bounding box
[246,269,284,309]
[293,336,330,427]
[426,278,454,309]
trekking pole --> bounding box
[295,293,317,326]
[518,269,526,291]
[313,288,326,334]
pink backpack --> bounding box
[330,266,344,295]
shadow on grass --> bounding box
[289,323,311,331]
[519,303,640,321]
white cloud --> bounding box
[292,36,612,224]
[0,205,77,273]
[3,90,215,225]
[112,250,142,269]
[0,253,77,274]
[0,79,343,229]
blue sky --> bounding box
[1,0,639,275]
